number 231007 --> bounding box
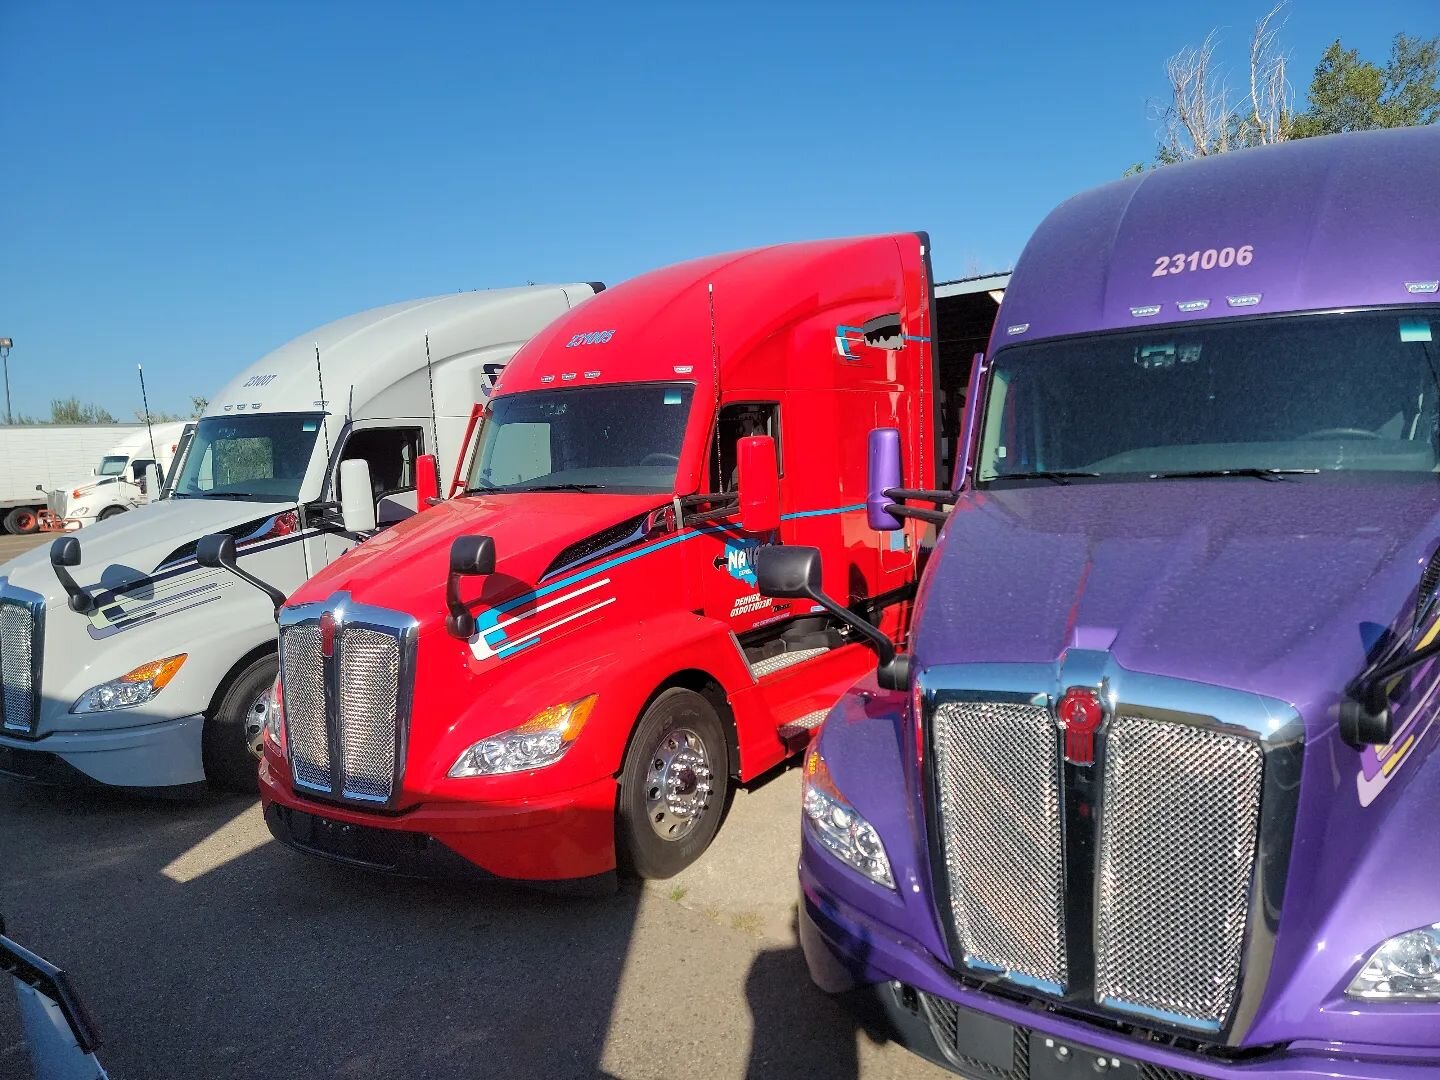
[1152,245,1253,276]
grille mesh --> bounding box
[919,993,1030,1080]
[281,625,330,791]
[0,603,36,734]
[1095,714,1264,1029]
[932,701,1067,990]
[337,627,400,801]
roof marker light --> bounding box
[561,372,577,381]
[674,365,694,374]
[583,370,600,379]
[1406,281,1440,295]
[540,375,555,383]
[1006,323,1030,336]
[1177,299,1210,313]
[1130,305,1161,318]
[1227,293,1262,308]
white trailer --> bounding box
[0,424,144,534]
[45,421,192,528]
[0,284,602,793]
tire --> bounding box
[4,507,39,535]
[98,505,127,521]
[203,654,278,793]
[617,687,731,879]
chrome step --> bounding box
[749,647,828,679]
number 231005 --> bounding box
[1152,245,1253,276]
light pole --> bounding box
[0,338,11,425]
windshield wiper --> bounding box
[1147,468,1320,482]
[469,482,607,494]
[994,470,1102,485]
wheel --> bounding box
[617,688,731,879]
[203,654,278,793]
[98,505,127,521]
[4,507,39,535]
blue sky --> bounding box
[0,0,1429,417]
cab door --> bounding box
[696,401,789,636]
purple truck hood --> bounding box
[913,478,1440,721]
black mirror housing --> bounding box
[195,533,237,570]
[48,537,94,614]
[450,535,496,576]
[49,537,81,568]
[755,545,821,599]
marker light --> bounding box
[1348,924,1440,1000]
[801,747,895,890]
[72,655,187,713]
[449,695,597,777]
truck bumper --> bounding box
[800,853,1440,1080]
[259,757,618,891]
[0,715,207,793]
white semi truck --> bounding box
[45,421,192,528]
[0,424,144,534]
[0,284,602,792]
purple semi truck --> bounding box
[755,125,1440,1078]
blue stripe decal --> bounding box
[475,502,863,647]
[1097,996,1222,1033]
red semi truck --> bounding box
[239,235,1002,887]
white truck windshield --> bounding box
[171,413,324,501]
[979,309,1440,484]
[97,455,127,477]
[467,383,694,494]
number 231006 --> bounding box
[1152,245,1253,276]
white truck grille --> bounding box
[0,599,41,736]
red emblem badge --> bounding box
[319,611,337,658]
[1057,686,1104,766]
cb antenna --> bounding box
[314,343,331,465]
[708,283,722,490]
[424,332,439,459]
[137,364,157,463]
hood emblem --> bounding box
[1057,686,1104,766]
[319,610,338,658]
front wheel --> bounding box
[617,688,731,879]
[98,505,127,521]
[203,654,278,793]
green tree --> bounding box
[49,397,117,424]
[1290,34,1440,137]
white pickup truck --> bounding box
[0,284,602,793]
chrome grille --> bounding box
[337,627,400,801]
[281,624,330,791]
[0,601,39,735]
[932,700,1067,991]
[1095,715,1264,1030]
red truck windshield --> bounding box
[467,383,695,495]
[978,308,1440,485]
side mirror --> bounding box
[140,464,160,504]
[737,435,780,534]
[196,533,287,616]
[338,459,378,534]
[416,453,440,508]
[446,535,496,637]
[49,537,94,615]
[754,545,910,690]
[867,428,903,531]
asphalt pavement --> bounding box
[0,764,952,1080]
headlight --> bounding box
[448,695,597,777]
[1347,923,1440,1000]
[71,655,187,713]
[264,676,284,751]
[73,505,89,516]
[801,747,895,890]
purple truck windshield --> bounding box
[978,308,1440,484]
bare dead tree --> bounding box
[1155,2,1293,162]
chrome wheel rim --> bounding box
[644,727,714,841]
[244,687,270,759]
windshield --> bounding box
[467,383,694,494]
[978,309,1440,485]
[170,412,323,501]
[97,455,127,477]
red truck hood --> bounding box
[290,493,668,623]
